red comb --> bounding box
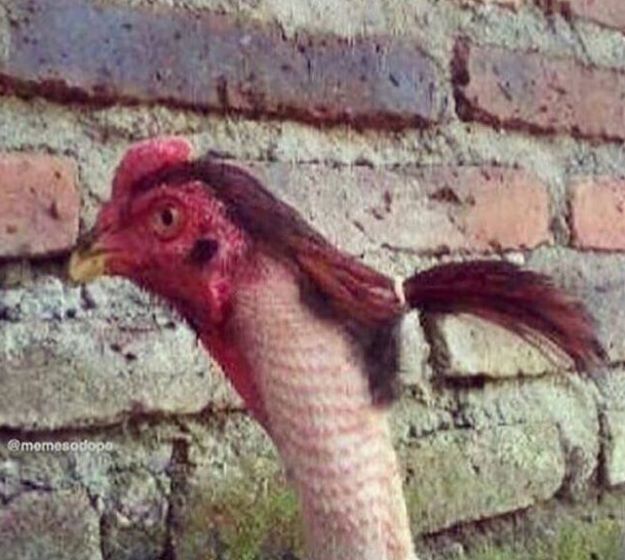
[112,136,193,197]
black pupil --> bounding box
[160,208,175,227]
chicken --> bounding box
[69,137,603,560]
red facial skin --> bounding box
[95,184,247,325]
[90,139,268,423]
[83,137,604,435]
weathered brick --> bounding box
[100,469,169,560]
[593,371,625,490]
[570,177,625,250]
[0,489,101,560]
[1,0,444,129]
[0,432,173,559]
[433,314,554,378]
[453,41,625,141]
[397,312,432,387]
[254,163,551,255]
[458,0,524,9]
[0,153,78,258]
[461,0,625,19]
[0,318,234,429]
[454,375,600,495]
[594,369,625,411]
[0,277,240,430]
[543,1,625,33]
[400,423,565,534]
[172,417,293,560]
[603,409,625,487]
[528,247,625,363]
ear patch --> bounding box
[188,238,219,266]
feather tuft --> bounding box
[403,260,605,371]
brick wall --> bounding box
[1,0,625,559]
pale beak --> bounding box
[68,231,110,283]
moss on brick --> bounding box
[176,459,304,560]
[400,423,565,534]
[465,519,624,560]
[218,483,302,560]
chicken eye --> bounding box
[161,208,175,226]
[151,204,184,239]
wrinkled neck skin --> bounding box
[196,253,417,560]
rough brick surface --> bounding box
[570,177,625,250]
[100,470,169,560]
[433,314,555,378]
[0,433,174,559]
[595,369,625,411]
[0,317,232,428]
[467,0,625,26]
[397,312,432,387]
[254,163,551,255]
[603,410,625,487]
[0,277,239,430]
[548,1,625,32]
[593,366,625,492]
[172,417,289,559]
[0,0,444,128]
[459,0,523,8]
[453,41,625,141]
[0,153,78,258]
[400,423,565,534]
[0,489,101,560]
[455,375,600,494]
[528,248,625,363]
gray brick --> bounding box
[0,489,102,560]
[603,409,625,487]
[528,247,625,363]
[0,276,239,429]
[1,0,444,128]
[400,423,565,534]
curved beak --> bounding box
[68,230,111,283]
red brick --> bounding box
[453,41,625,141]
[255,164,551,255]
[466,0,625,30]
[0,0,444,129]
[543,1,625,33]
[570,177,625,250]
[0,153,79,258]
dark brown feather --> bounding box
[403,260,605,371]
[131,157,402,325]
[130,157,605,380]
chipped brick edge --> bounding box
[451,39,625,143]
[0,0,445,131]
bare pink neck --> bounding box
[221,256,416,560]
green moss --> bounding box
[554,520,623,560]
[178,455,624,560]
[465,519,624,560]
[218,477,302,560]
[179,459,305,560]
